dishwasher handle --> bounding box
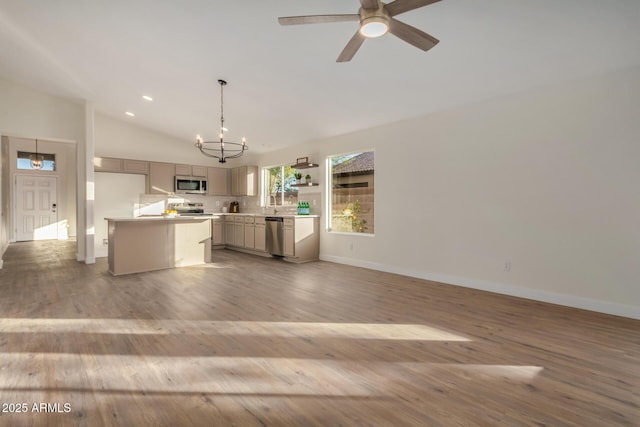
[265,216,284,222]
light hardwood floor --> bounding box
[0,240,638,426]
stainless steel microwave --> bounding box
[175,176,207,194]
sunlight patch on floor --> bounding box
[0,353,543,397]
[0,318,469,341]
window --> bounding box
[263,164,298,207]
[17,151,56,171]
[327,151,374,234]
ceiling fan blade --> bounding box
[388,18,439,51]
[385,0,442,17]
[337,31,366,62]
[360,0,379,9]
[278,14,358,25]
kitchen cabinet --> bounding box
[283,216,319,262]
[234,217,245,247]
[244,216,255,249]
[254,217,266,252]
[284,218,295,256]
[175,164,190,176]
[123,159,149,174]
[220,214,318,261]
[94,157,149,174]
[192,165,206,177]
[106,217,211,275]
[231,165,258,196]
[176,164,207,177]
[211,216,224,246]
[207,167,229,196]
[148,162,176,194]
[225,218,235,245]
[94,157,123,172]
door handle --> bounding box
[52,203,57,213]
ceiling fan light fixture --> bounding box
[360,16,388,38]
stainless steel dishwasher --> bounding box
[265,216,284,256]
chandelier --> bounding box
[30,139,44,170]
[195,79,247,163]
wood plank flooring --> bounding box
[0,240,638,426]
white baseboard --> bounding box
[320,254,640,320]
[0,259,3,269]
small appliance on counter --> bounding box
[229,201,239,213]
[167,202,205,216]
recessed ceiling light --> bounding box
[142,95,153,102]
[125,111,135,117]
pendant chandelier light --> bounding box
[195,79,247,164]
[30,139,44,170]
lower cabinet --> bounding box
[244,216,255,249]
[234,219,245,247]
[225,219,235,245]
[284,218,295,257]
[254,217,266,252]
[216,215,317,261]
[212,216,224,246]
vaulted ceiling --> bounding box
[1,0,639,153]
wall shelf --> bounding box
[292,157,319,169]
[291,182,319,187]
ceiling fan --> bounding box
[278,0,442,62]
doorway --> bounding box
[15,175,59,241]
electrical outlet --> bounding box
[216,201,220,207]
[504,261,511,272]
[103,238,108,246]
[313,199,317,206]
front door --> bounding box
[15,175,58,241]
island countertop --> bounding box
[105,215,220,222]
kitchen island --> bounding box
[105,216,213,275]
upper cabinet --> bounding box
[123,159,149,174]
[94,157,123,172]
[95,156,229,195]
[175,164,206,177]
[148,162,176,194]
[94,157,149,174]
[207,167,229,196]
[231,165,258,196]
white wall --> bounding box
[0,136,9,265]
[94,172,146,258]
[95,113,229,166]
[258,65,640,319]
[0,78,84,257]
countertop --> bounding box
[219,213,320,218]
[105,215,218,222]
[106,213,319,222]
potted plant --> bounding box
[294,172,302,183]
[305,174,312,184]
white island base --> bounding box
[106,217,212,276]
